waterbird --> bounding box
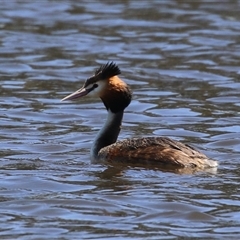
[62,62,218,170]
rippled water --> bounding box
[0,0,240,239]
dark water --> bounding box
[0,0,240,239]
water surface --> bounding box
[0,1,240,239]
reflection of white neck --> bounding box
[90,110,124,162]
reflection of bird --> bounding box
[62,62,217,170]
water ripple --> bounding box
[0,0,240,239]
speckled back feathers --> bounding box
[98,137,218,169]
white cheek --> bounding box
[88,89,98,97]
[88,81,106,97]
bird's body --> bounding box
[62,62,218,170]
[97,137,217,169]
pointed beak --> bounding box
[61,87,89,101]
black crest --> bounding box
[95,62,121,79]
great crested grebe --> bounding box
[62,62,218,170]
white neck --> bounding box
[90,110,124,162]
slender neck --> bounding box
[90,110,124,161]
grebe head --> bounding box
[62,62,132,113]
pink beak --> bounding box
[61,87,89,101]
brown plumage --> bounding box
[62,62,218,171]
[98,137,217,169]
